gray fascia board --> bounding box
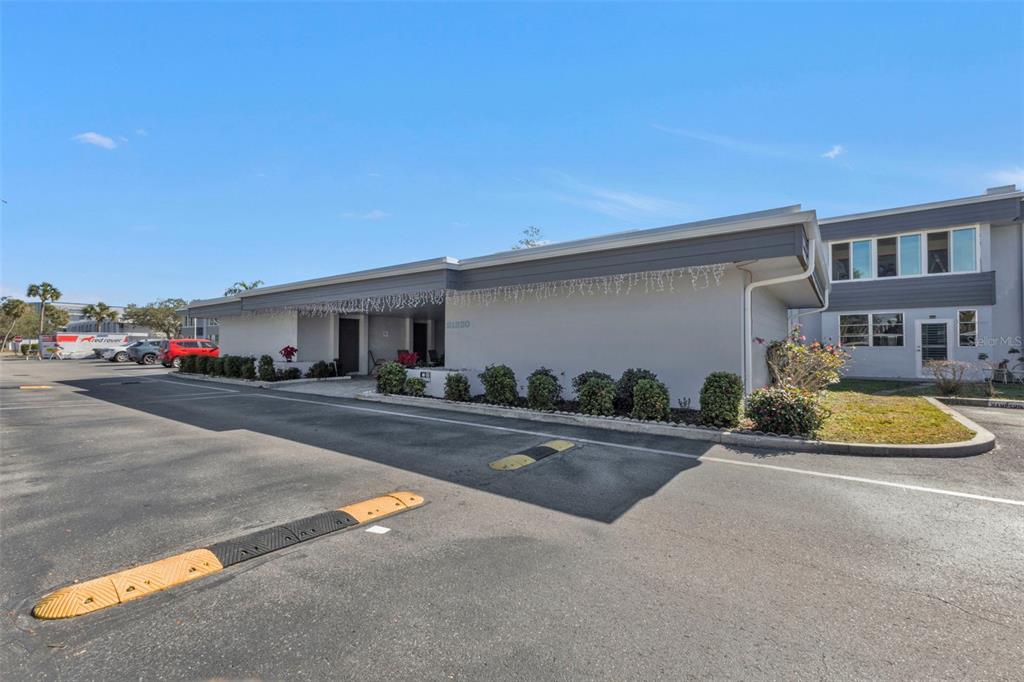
[820,191,1023,224]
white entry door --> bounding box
[916,319,952,377]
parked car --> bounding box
[102,340,156,363]
[128,339,166,365]
[160,339,219,368]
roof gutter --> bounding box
[743,239,818,395]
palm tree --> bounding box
[224,280,264,296]
[81,302,120,332]
[26,282,61,359]
[0,297,29,349]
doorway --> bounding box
[338,318,360,375]
[413,322,428,363]
[917,320,950,377]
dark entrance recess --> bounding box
[413,322,428,362]
[337,318,360,375]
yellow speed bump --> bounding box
[19,385,52,390]
[338,491,424,522]
[33,492,424,620]
[490,440,575,470]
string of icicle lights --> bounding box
[244,263,728,317]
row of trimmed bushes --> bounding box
[179,354,304,382]
[374,361,823,437]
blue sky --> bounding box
[2,2,1022,305]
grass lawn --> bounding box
[830,377,1024,400]
[819,392,975,444]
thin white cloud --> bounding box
[988,166,1024,187]
[651,123,789,158]
[821,144,845,160]
[72,132,117,149]
[135,128,148,136]
[550,171,687,221]
[342,209,390,220]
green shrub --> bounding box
[224,355,243,378]
[444,372,471,401]
[632,377,670,421]
[698,372,744,428]
[571,370,613,395]
[258,355,275,382]
[527,367,562,410]
[20,343,38,356]
[209,357,224,376]
[615,368,658,413]
[478,364,518,406]
[306,360,337,379]
[240,356,256,381]
[195,355,211,375]
[578,376,615,416]
[745,385,828,438]
[277,366,302,381]
[179,355,196,373]
[404,377,427,397]
[377,361,406,395]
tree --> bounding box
[81,302,120,331]
[122,298,187,339]
[0,297,29,349]
[26,282,62,359]
[511,226,545,250]
[8,305,70,342]
[224,280,264,296]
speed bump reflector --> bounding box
[489,454,537,471]
[338,491,424,523]
[33,576,121,620]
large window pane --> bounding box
[851,240,872,279]
[899,234,922,276]
[952,228,977,272]
[871,313,904,347]
[839,314,869,346]
[927,231,949,274]
[831,243,850,281]
[877,237,898,277]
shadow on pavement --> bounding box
[58,374,711,523]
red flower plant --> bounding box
[397,351,419,367]
[279,345,298,362]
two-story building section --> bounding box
[795,185,1024,379]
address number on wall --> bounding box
[446,320,471,329]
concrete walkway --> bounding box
[268,376,376,398]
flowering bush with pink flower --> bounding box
[765,326,850,392]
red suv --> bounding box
[160,339,219,368]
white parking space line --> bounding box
[249,393,1024,509]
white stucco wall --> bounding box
[368,315,409,364]
[750,287,790,390]
[820,306,991,379]
[297,314,335,362]
[443,269,749,404]
[217,313,298,359]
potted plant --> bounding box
[279,345,298,362]
[397,351,419,367]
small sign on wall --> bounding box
[419,371,431,382]
[446,320,471,329]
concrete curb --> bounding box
[173,372,351,389]
[356,391,995,458]
[935,396,1024,410]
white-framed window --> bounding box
[958,309,977,347]
[829,226,978,282]
[839,312,904,347]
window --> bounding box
[871,313,904,347]
[179,341,199,348]
[952,228,977,272]
[958,309,977,347]
[899,234,921,276]
[831,242,850,281]
[877,237,898,277]
[851,240,872,279]
[839,314,869,346]
[840,313,904,347]
[927,231,949,273]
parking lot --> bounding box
[2,359,1022,680]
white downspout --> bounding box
[743,239,818,395]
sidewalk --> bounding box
[268,376,377,399]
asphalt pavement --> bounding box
[2,359,1022,680]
